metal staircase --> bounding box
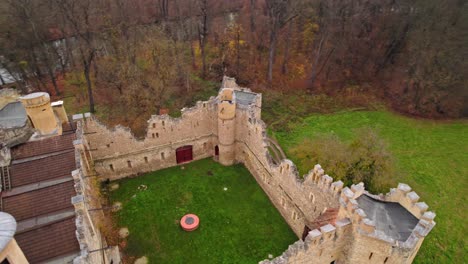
[1,166,11,191]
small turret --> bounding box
[19,92,61,136]
[217,88,236,166]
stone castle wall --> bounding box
[232,106,340,237]
[72,120,120,264]
[260,174,435,264]
[77,77,435,263]
[83,99,218,181]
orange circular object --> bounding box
[180,214,200,231]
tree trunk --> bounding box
[308,34,326,90]
[198,0,208,78]
[267,25,278,83]
[84,51,96,113]
[40,45,60,96]
[49,40,67,77]
[46,65,60,96]
[199,29,205,77]
[250,0,256,33]
[84,64,95,113]
[64,36,75,68]
[236,26,241,77]
[281,22,293,75]
[188,18,197,68]
[29,48,48,92]
[199,25,207,78]
[158,0,169,21]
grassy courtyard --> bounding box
[271,110,468,264]
[110,158,297,263]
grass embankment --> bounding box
[109,158,297,263]
[271,110,467,263]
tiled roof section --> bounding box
[62,121,76,134]
[9,150,76,188]
[15,217,80,263]
[310,208,339,230]
[11,132,76,160]
[2,181,75,221]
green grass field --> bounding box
[271,110,468,263]
[109,158,297,263]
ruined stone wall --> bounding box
[233,105,341,237]
[83,99,218,181]
[231,98,435,263]
[261,180,435,264]
[72,120,121,264]
[334,182,435,264]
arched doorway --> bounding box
[176,145,193,164]
[214,145,219,156]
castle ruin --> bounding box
[0,77,435,263]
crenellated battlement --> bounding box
[337,181,436,251]
[385,183,431,218]
[260,218,353,264]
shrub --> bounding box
[290,128,394,193]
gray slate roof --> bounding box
[0,101,27,128]
[357,194,419,241]
[234,90,257,106]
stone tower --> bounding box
[217,88,236,166]
[19,92,61,136]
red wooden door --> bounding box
[176,145,193,164]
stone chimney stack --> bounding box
[19,92,62,136]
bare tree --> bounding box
[197,0,209,78]
[55,0,99,113]
[157,0,169,21]
[3,0,61,95]
[265,0,299,83]
[249,0,256,33]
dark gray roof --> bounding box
[234,90,257,106]
[357,194,419,241]
[0,102,27,129]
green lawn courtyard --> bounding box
[109,158,297,263]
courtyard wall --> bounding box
[72,120,121,264]
[77,77,435,264]
[83,100,218,181]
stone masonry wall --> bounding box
[260,219,353,264]
[261,178,435,264]
[72,120,121,264]
[233,107,340,237]
[83,99,218,181]
[224,79,435,263]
